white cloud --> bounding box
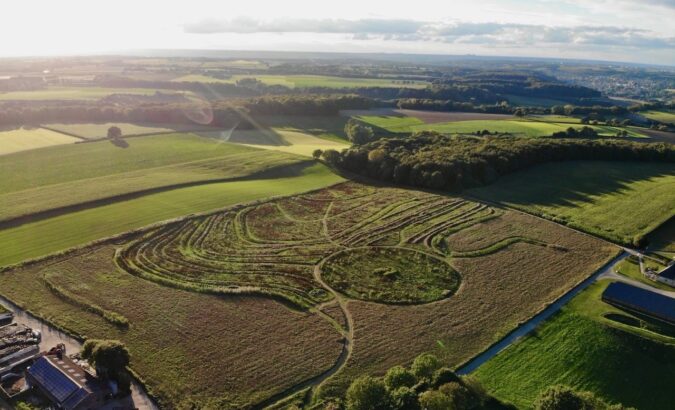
[184,18,675,51]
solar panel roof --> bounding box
[27,356,79,403]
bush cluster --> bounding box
[344,353,503,410]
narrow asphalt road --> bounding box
[457,252,627,375]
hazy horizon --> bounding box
[3,0,674,65]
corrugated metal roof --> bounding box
[602,281,675,324]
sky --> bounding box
[3,0,675,65]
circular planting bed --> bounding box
[321,247,460,304]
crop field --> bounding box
[318,208,616,397]
[345,109,513,126]
[350,110,646,137]
[0,245,342,409]
[202,126,349,157]
[469,161,675,245]
[641,110,675,123]
[255,115,350,143]
[0,86,190,101]
[0,133,306,223]
[0,162,342,267]
[43,123,180,139]
[173,74,429,89]
[0,127,80,155]
[474,280,675,409]
[411,120,647,138]
[0,181,616,407]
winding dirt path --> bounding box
[251,257,354,410]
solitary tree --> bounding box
[107,126,122,139]
[345,119,375,145]
[312,149,323,159]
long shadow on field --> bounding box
[469,160,675,210]
[0,161,317,231]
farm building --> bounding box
[0,323,41,376]
[656,263,675,287]
[602,282,675,325]
[26,351,106,410]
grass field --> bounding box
[43,123,177,139]
[0,162,343,267]
[647,217,675,258]
[0,133,308,222]
[353,113,646,138]
[641,110,675,123]
[0,127,80,155]
[474,280,675,409]
[0,86,188,101]
[0,133,274,193]
[469,161,675,245]
[354,115,425,133]
[0,181,616,407]
[243,129,349,156]
[173,74,429,89]
[613,258,672,291]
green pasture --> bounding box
[0,127,79,155]
[641,110,675,123]
[0,133,261,193]
[474,281,675,409]
[353,113,645,138]
[469,161,675,245]
[0,162,343,267]
[354,115,424,133]
[44,123,178,139]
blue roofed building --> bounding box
[602,281,675,325]
[657,263,675,287]
[26,353,105,410]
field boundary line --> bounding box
[0,161,314,231]
[0,175,348,272]
[38,125,88,141]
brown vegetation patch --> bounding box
[0,246,342,409]
[319,216,617,397]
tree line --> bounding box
[0,95,373,127]
[322,132,675,192]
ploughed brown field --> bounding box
[0,181,618,407]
